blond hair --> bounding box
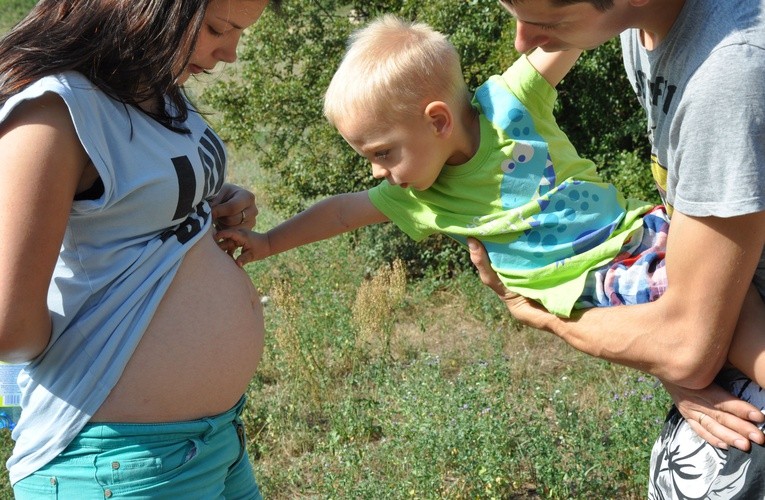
[323,15,468,127]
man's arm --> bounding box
[468,208,765,450]
[474,210,765,388]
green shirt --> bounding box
[369,56,652,316]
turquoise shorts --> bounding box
[13,396,261,499]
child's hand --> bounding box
[215,229,271,266]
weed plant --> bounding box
[233,156,671,499]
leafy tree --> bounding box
[204,0,654,276]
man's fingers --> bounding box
[714,410,765,446]
[467,238,506,295]
[686,418,731,450]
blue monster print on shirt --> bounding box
[474,78,623,272]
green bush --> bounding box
[204,1,653,277]
[557,39,658,204]
[203,0,517,276]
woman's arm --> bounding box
[0,93,90,362]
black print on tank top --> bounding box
[161,127,225,244]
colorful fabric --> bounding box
[368,55,653,317]
[576,206,669,308]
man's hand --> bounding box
[662,379,765,451]
[467,237,558,331]
[468,237,765,449]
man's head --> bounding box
[498,0,635,53]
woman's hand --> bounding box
[662,379,765,451]
[211,183,258,231]
[211,183,258,256]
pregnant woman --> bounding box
[0,0,278,497]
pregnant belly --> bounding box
[91,229,264,422]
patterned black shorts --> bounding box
[649,369,765,499]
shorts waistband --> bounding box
[70,396,247,448]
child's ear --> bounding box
[424,101,453,137]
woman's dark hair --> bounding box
[0,0,211,129]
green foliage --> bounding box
[0,0,36,32]
[205,0,655,276]
[556,40,658,204]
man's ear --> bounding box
[424,101,453,137]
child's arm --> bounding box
[217,190,389,266]
[526,48,583,88]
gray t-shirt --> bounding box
[621,0,765,295]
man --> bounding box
[471,0,765,495]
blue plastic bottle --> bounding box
[0,362,23,430]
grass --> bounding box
[0,2,671,497]
[228,150,670,499]
[0,0,31,32]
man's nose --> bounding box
[514,21,550,53]
[371,163,388,180]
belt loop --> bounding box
[201,417,218,443]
